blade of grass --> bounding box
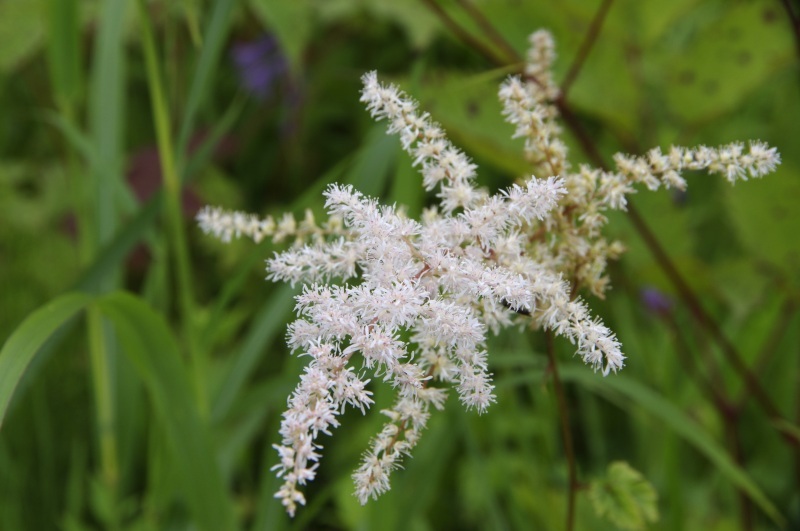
[85,4,129,519]
[137,0,206,413]
[98,292,236,531]
[73,196,161,293]
[217,378,293,479]
[45,0,82,111]
[183,94,247,180]
[211,283,297,422]
[73,93,245,294]
[348,124,400,197]
[88,0,127,250]
[182,0,203,49]
[176,0,237,164]
[0,293,92,430]
[86,307,120,527]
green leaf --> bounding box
[416,69,531,178]
[88,0,129,248]
[658,0,794,124]
[97,292,236,531]
[347,124,401,197]
[177,0,237,159]
[722,162,800,286]
[0,0,44,73]
[211,283,298,422]
[45,0,82,108]
[0,292,92,430]
[588,461,658,530]
[248,0,312,72]
[772,418,800,443]
[567,30,642,140]
[561,368,786,528]
[317,0,440,51]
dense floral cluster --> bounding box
[497,30,779,297]
[196,29,780,517]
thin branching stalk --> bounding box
[559,0,614,96]
[726,417,754,531]
[736,297,798,407]
[416,4,796,528]
[626,205,795,446]
[778,0,800,59]
[662,313,726,407]
[660,311,754,531]
[418,0,509,66]
[454,0,522,64]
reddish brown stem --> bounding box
[454,0,522,64]
[546,331,578,531]
[418,0,508,66]
[626,204,793,444]
[778,0,800,60]
[735,297,798,408]
[560,0,615,97]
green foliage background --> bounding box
[0,0,798,529]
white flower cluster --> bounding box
[196,206,344,244]
[497,38,780,297]
[262,71,624,516]
[196,29,780,517]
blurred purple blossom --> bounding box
[640,286,674,315]
[231,35,287,99]
[672,189,688,207]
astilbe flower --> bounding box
[497,31,779,297]
[196,29,780,517]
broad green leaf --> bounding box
[0,292,92,429]
[0,0,44,72]
[416,69,531,179]
[567,30,642,140]
[588,461,659,530]
[609,0,700,46]
[97,292,236,531]
[657,0,794,124]
[372,0,439,51]
[723,163,800,287]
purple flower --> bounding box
[231,35,287,99]
[640,286,673,315]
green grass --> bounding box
[0,1,798,529]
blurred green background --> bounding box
[0,0,798,529]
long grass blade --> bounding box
[0,293,91,430]
[98,292,236,530]
[177,0,237,162]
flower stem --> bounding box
[626,204,795,445]
[546,331,578,531]
[559,0,614,97]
